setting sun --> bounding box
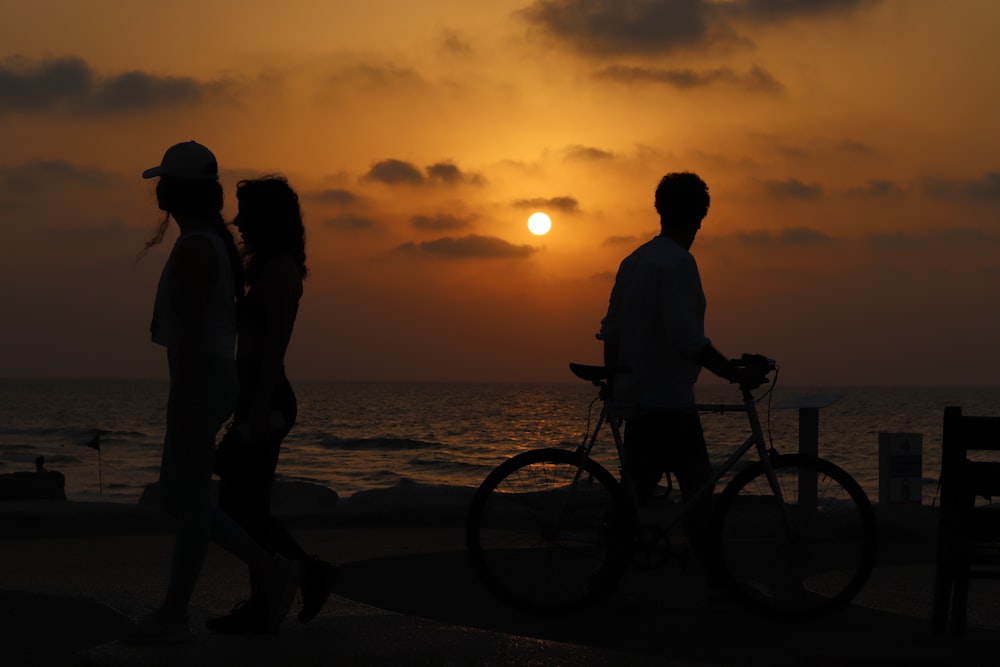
[527,211,552,236]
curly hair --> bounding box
[654,172,710,229]
[235,176,308,284]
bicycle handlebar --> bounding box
[570,353,777,390]
[729,353,776,391]
[732,353,777,372]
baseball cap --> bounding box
[142,140,219,180]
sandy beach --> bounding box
[1,490,999,666]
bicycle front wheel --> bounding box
[713,453,878,621]
[466,448,633,615]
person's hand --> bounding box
[729,354,773,390]
[731,366,769,390]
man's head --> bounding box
[654,172,710,231]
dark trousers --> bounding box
[623,410,718,573]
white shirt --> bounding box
[150,229,237,360]
[599,235,709,410]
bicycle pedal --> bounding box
[631,524,673,570]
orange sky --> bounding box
[1,0,998,385]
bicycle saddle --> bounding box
[569,363,608,382]
[569,363,631,383]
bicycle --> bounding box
[465,354,878,622]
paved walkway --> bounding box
[1,503,998,666]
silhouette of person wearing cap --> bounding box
[122,141,300,643]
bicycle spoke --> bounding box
[714,454,877,621]
[466,449,630,614]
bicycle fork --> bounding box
[539,406,611,540]
[537,404,637,545]
[746,392,801,544]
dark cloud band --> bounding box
[0,56,228,115]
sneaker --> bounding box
[298,560,339,623]
[119,609,192,644]
[205,599,268,635]
[263,556,302,632]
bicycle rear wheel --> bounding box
[713,453,878,621]
[466,448,633,615]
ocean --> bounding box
[1,377,998,507]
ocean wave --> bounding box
[405,457,481,472]
[2,453,81,465]
[0,443,35,451]
[317,436,439,451]
[0,426,148,442]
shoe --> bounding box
[263,556,302,632]
[298,560,339,623]
[205,599,268,635]
[119,609,192,644]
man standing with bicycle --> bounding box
[598,171,761,575]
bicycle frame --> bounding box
[575,382,787,532]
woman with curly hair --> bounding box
[208,176,337,634]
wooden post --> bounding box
[774,394,845,510]
[798,406,819,509]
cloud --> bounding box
[396,234,537,259]
[602,235,637,246]
[520,0,878,57]
[439,29,474,56]
[363,159,482,186]
[867,228,1000,251]
[775,143,810,159]
[933,228,1000,245]
[364,159,426,185]
[520,0,718,56]
[845,179,903,198]
[0,56,229,114]
[0,160,116,193]
[838,139,877,156]
[780,227,835,245]
[596,64,783,94]
[731,0,878,23]
[731,227,834,246]
[89,71,217,113]
[324,214,377,231]
[864,231,924,251]
[411,214,474,231]
[310,188,362,206]
[426,161,483,185]
[762,178,823,200]
[923,172,1000,200]
[513,196,580,213]
[329,62,425,90]
[563,145,616,161]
